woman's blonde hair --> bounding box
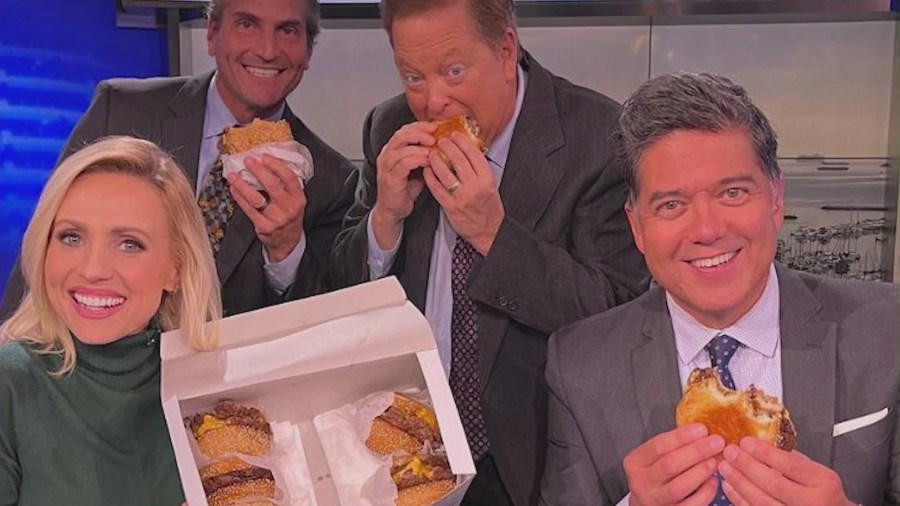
[0,136,222,373]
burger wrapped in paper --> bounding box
[391,454,455,506]
[366,393,442,456]
[676,368,796,455]
[200,457,277,506]
[186,401,273,459]
[220,118,314,190]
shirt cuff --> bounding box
[263,234,306,294]
[366,212,401,280]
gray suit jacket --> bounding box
[540,266,900,506]
[1,72,356,319]
[332,52,650,506]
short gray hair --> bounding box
[207,0,321,49]
[613,72,780,203]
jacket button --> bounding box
[508,301,519,311]
[497,296,509,307]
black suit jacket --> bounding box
[1,72,356,318]
[332,53,650,505]
[540,266,900,506]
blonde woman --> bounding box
[0,136,221,505]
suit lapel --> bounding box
[498,53,566,231]
[777,266,836,466]
[478,54,567,385]
[164,72,255,286]
[163,72,210,190]
[632,289,683,438]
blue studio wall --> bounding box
[0,0,167,311]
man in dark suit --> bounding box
[332,0,649,504]
[1,0,355,319]
[540,72,899,506]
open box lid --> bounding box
[160,277,439,400]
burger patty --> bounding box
[187,401,272,435]
[379,407,437,444]
[202,467,275,495]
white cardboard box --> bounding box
[160,277,476,505]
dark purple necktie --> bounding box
[706,334,742,506]
[448,236,490,461]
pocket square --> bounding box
[832,408,889,437]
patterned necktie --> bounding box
[448,236,490,461]
[197,156,235,254]
[706,334,742,506]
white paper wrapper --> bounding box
[313,391,397,506]
[222,141,314,190]
[271,420,318,506]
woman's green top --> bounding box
[0,326,184,506]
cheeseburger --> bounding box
[200,457,277,506]
[366,393,441,456]
[676,368,796,454]
[391,454,455,506]
[186,401,273,458]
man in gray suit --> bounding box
[540,72,899,506]
[1,0,355,319]
[332,0,649,504]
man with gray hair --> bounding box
[2,0,356,319]
[540,72,899,506]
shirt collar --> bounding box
[484,64,527,171]
[669,264,780,367]
[203,73,286,140]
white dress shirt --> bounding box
[200,74,305,294]
[366,65,528,375]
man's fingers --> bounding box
[427,150,461,192]
[228,172,268,210]
[436,137,477,183]
[653,435,725,482]
[627,424,709,467]
[422,166,451,207]
[678,476,719,506]
[738,437,808,483]
[228,183,274,230]
[450,130,491,179]
[648,458,718,505]
[244,156,299,206]
[720,465,778,506]
[384,122,436,153]
[720,444,802,505]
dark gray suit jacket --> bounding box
[541,266,900,506]
[1,72,356,319]
[332,53,650,506]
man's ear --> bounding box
[771,177,786,230]
[499,28,519,82]
[207,21,218,57]
[625,201,646,255]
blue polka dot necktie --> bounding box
[197,156,235,255]
[705,334,743,505]
[449,236,490,462]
